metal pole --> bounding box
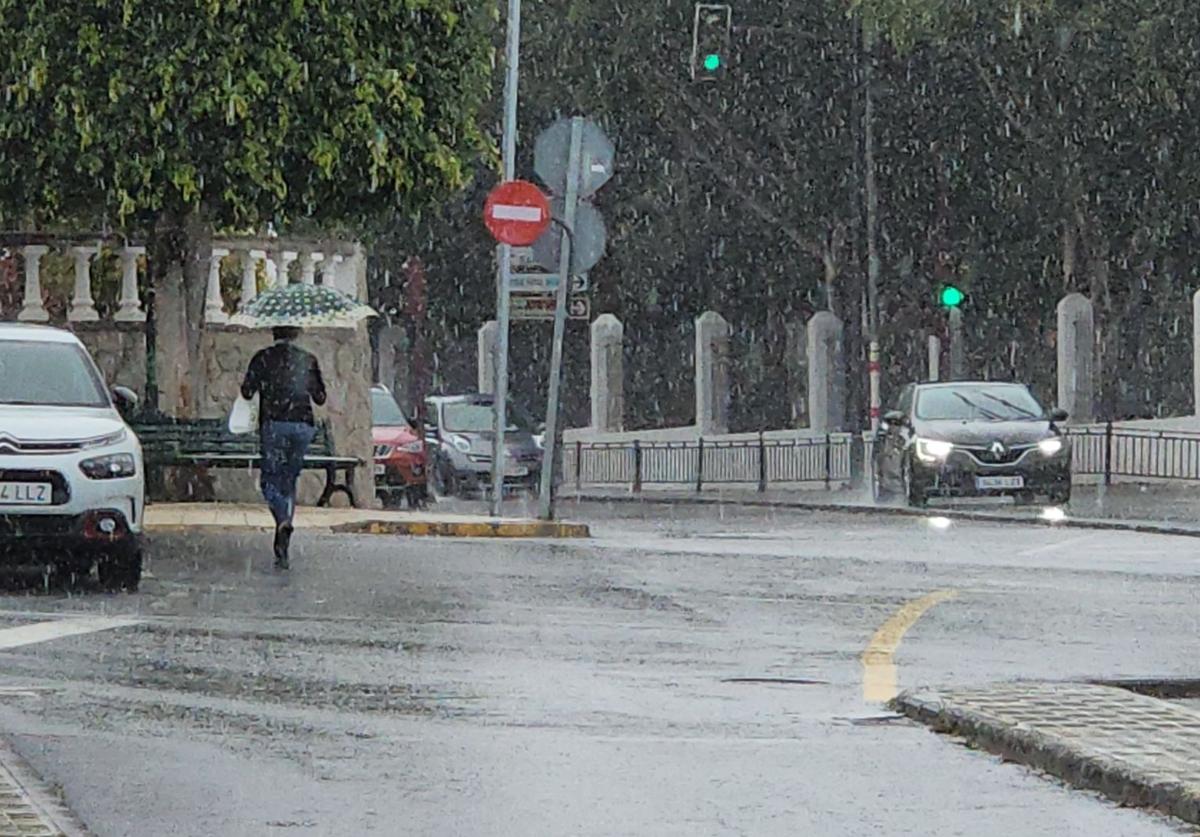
[538,117,584,521]
[949,307,965,380]
[863,22,882,431]
[490,0,522,517]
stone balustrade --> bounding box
[5,235,365,326]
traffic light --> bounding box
[939,285,965,308]
[691,3,732,81]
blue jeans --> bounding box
[260,421,316,527]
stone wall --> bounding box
[70,322,375,509]
[202,325,376,507]
[75,325,147,395]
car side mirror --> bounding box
[112,386,139,413]
[883,410,906,427]
[536,422,546,435]
[1049,408,1069,423]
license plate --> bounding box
[976,475,1024,491]
[505,465,528,478]
[0,483,52,505]
[374,464,386,476]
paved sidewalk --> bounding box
[895,682,1200,827]
[144,503,589,538]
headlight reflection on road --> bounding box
[1041,506,1067,523]
[927,516,953,531]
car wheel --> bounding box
[902,456,926,508]
[98,548,142,593]
[1048,485,1072,506]
[379,491,404,510]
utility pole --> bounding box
[490,0,522,517]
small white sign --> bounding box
[491,204,543,222]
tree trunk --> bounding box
[149,210,212,418]
[147,209,215,501]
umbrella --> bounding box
[228,284,377,329]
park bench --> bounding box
[131,417,360,507]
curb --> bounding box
[563,491,1200,539]
[0,737,94,836]
[892,688,1200,826]
[329,520,591,538]
[147,520,591,539]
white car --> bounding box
[0,324,144,590]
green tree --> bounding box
[0,0,495,414]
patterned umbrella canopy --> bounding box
[228,284,377,328]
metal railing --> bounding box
[1066,423,1200,484]
[563,434,856,493]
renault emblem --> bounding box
[990,441,1006,458]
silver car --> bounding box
[423,394,544,498]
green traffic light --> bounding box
[703,53,722,72]
[940,286,965,307]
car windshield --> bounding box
[442,402,529,433]
[0,340,110,408]
[371,390,410,427]
[916,386,1044,422]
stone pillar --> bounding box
[1057,293,1095,423]
[807,311,846,433]
[927,335,941,382]
[68,246,99,323]
[695,311,731,435]
[478,320,498,394]
[948,307,965,380]
[240,250,262,310]
[786,321,808,428]
[590,314,624,431]
[298,251,319,286]
[204,247,230,324]
[114,246,146,323]
[17,245,50,322]
[1195,290,1200,417]
[320,254,343,287]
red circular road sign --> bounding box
[483,180,551,246]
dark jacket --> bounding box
[241,341,327,426]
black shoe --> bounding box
[274,523,293,569]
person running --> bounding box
[240,326,327,568]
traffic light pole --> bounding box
[490,0,522,517]
[862,22,882,431]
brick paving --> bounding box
[0,741,89,836]
[896,682,1200,825]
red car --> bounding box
[371,386,428,508]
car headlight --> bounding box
[80,453,137,480]
[81,429,127,450]
[915,438,954,462]
[1038,438,1064,457]
[401,441,424,453]
[534,435,545,450]
[450,435,472,453]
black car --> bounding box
[873,381,1072,507]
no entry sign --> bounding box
[484,180,552,246]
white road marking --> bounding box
[0,616,143,651]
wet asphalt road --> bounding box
[0,502,1196,835]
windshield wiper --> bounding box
[979,391,1040,420]
[952,392,1006,422]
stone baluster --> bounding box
[114,246,146,323]
[68,246,100,322]
[205,247,230,324]
[320,253,343,288]
[240,250,262,310]
[299,251,322,285]
[17,245,50,322]
[273,251,297,288]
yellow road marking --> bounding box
[861,589,958,704]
